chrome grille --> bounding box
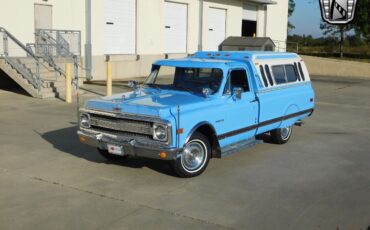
[89,114,153,137]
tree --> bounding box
[351,0,370,42]
[320,23,351,58]
[288,0,296,31]
[320,0,369,57]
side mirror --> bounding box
[128,80,138,89]
[202,88,212,98]
[233,87,242,100]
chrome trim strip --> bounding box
[80,108,162,123]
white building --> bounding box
[0,0,289,80]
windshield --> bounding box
[144,65,223,94]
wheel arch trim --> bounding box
[184,121,218,144]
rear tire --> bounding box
[98,148,128,161]
[271,126,293,144]
[171,132,211,178]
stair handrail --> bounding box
[0,27,42,93]
[0,27,39,60]
[35,29,80,77]
[36,29,77,58]
[37,31,66,76]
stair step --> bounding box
[41,91,57,99]
[42,81,65,88]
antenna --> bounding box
[177,105,180,149]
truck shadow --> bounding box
[39,126,177,177]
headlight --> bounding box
[153,124,168,141]
[80,113,91,128]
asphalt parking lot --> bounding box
[0,76,369,230]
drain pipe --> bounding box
[85,0,92,80]
[198,0,203,51]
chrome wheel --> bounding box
[280,126,292,140]
[181,140,207,173]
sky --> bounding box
[289,0,324,37]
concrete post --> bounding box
[65,63,73,103]
[106,56,112,96]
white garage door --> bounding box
[104,0,136,54]
[164,2,187,54]
[207,8,226,51]
[243,3,257,21]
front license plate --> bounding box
[107,144,124,156]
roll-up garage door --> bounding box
[207,8,226,51]
[242,4,257,37]
[164,2,188,54]
[104,0,136,54]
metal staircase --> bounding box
[0,27,80,100]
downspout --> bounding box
[85,0,92,80]
[198,0,203,51]
[264,5,267,37]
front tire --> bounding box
[171,132,211,178]
[97,148,128,161]
[271,126,293,144]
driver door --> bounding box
[218,68,259,147]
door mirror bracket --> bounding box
[232,87,242,100]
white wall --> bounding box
[265,0,289,51]
[0,0,289,79]
[0,0,86,53]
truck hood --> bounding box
[86,88,208,118]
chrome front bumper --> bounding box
[77,130,181,160]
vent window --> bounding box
[259,65,268,87]
[264,65,274,86]
[298,62,306,81]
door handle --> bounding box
[165,26,171,29]
[250,99,258,103]
[106,22,114,25]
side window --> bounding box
[224,69,250,94]
[298,62,306,81]
[272,65,287,84]
[294,62,302,81]
[285,65,299,82]
[264,65,274,86]
[259,65,269,87]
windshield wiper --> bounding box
[143,83,161,90]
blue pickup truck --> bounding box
[78,51,315,177]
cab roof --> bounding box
[192,51,299,61]
[154,57,239,69]
[154,51,300,68]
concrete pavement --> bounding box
[0,76,370,230]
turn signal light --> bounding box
[79,136,86,143]
[176,128,184,134]
[159,152,167,159]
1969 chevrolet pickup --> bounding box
[78,51,315,177]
